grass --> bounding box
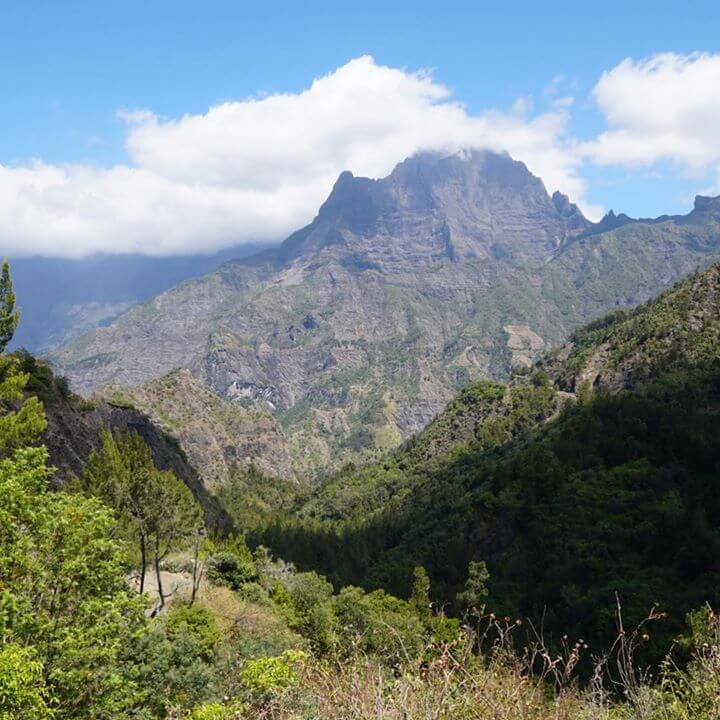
[179,606,720,719]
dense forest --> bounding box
[2,259,720,718]
[250,265,720,659]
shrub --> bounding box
[239,650,307,698]
[166,603,221,662]
[189,702,243,719]
[0,644,53,720]
[207,552,257,589]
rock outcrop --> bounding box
[38,368,231,530]
[102,369,297,487]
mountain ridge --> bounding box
[50,149,720,479]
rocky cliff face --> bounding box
[50,151,720,478]
[102,369,297,487]
[38,369,231,530]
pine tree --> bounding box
[456,560,490,611]
[0,260,19,353]
[0,261,46,458]
[82,428,203,607]
[410,566,431,619]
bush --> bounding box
[0,644,53,720]
[334,586,425,663]
[239,650,307,698]
[166,603,221,662]
[207,552,257,589]
[189,702,243,719]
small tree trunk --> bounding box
[139,532,147,595]
[190,533,200,606]
[154,539,165,610]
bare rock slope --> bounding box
[51,151,720,477]
[102,369,297,486]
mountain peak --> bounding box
[552,190,589,230]
[694,194,720,214]
[309,149,588,264]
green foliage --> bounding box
[0,445,150,719]
[206,535,258,589]
[166,603,221,662]
[552,263,720,391]
[127,612,219,714]
[0,644,53,720]
[0,355,47,458]
[333,586,425,662]
[285,572,336,652]
[82,428,203,605]
[410,566,431,619]
[291,378,561,526]
[0,260,19,353]
[238,650,307,697]
[189,702,240,720]
[456,560,490,611]
[255,362,720,658]
[216,465,299,532]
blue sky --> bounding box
[1,0,719,256]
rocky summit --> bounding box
[51,151,720,479]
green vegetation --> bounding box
[4,256,720,718]
[256,361,720,660]
[252,263,720,661]
[82,428,203,607]
[0,260,19,353]
[294,374,561,522]
[547,263,720,391]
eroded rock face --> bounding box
[504,325,546,368]
[50,150,720,477]
[102,369,298,487]
[41,380,231,531]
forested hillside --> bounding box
[2,257,720,717]
[252,263,720,658]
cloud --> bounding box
[0,56,587,258]
[583,52,720,171]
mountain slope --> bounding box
[51,151,720,477]
[16,353,231,530]
[542,262,720,391]
[102,369,297,487]
[256,261,720,652]
[10,243,265,353]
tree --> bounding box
[284,571,336,651]
[410,566,431,619]
[0,262,46,459]
[0,356,46,458]
[0,446,149,718]
[83,429,202,608]
[0,644,53,720]
[82,429,156,593]
[146,468,203,611]
[0,260,19,353]
[456,560,490,611]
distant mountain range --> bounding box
[50,150,720,479]
[9,244,266,353]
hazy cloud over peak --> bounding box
[1,53,719,258]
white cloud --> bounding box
[0,56,587,258]
[583,52,720,171]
